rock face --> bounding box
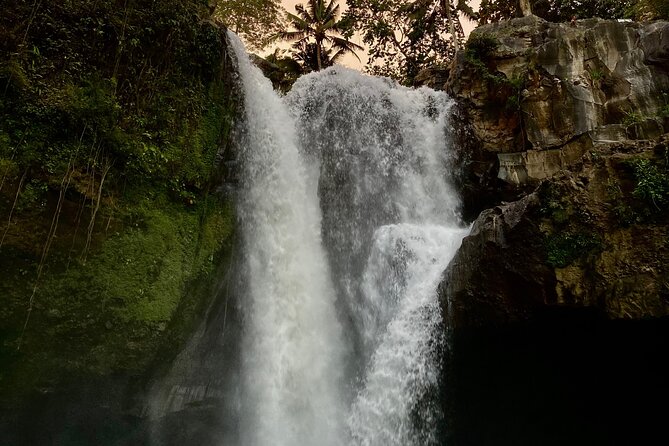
[440,17,669,328]
[445,16,669,198]
[442,193,555,327]
[443,135,669,327]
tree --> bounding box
[344,0,476,83]
[478,0,636,24]
[478,0,521,24]
[274,0,363,72]
[628,0,669,20]
[259,49,304,92]
[213,0,286,50]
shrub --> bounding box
[630,158,669,211]
[465,33,500,61]
[545,232,601,268]
[622,110,644,128]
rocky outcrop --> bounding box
[442,193,554,327]
[436,16,669,327]
[444,15,669,210]
[442,136,669,328]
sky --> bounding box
[276,0,481,70]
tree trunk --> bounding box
[442,0,459,54]
[519,0,532,16]
[316,38,323,71]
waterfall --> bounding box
[229,34,346,446]
[228,33,468,446]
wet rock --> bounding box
[441,137,669,328]
[444,17,669,193]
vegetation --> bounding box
[465,33,500,61]
[622,110,645,128]
[343,0,476,83]
[274,0,363,72]
[261,49,305,92]
[604,154,669,227]
[463,33,504,83]
[214,0,287,51]
[627,0,669,20]
[0,0,237,400]
[478,0,635,23]
[545,232,601,268]
[539,183,570,224]
[606,178,637,226]
[589,68,604,83]
[464,33,528,113]
[630,157,669,211]
[478,0,668,23]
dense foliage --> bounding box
[0,0,237,397]
[1,0,232,204]
[478,0,668,23]
[344,0,476,83]
[628,0,669,20]
[214,0,287,50]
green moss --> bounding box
[545,232,601,268]
[0,0,240,404]
[0,195,235,397]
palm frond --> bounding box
[294,4,313,23]
[273,29,310,43]
[330,35,364,52]
[457,0,478,21]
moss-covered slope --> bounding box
[0,0,238,411]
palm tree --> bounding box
[275,0,363,71]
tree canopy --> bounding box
[344,0,476,83]
[478,0,668,24]
[275,0,363,72]
[214,0,286,50]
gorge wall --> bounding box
[433,16,669,446]
[435,15,669,327]
[0,2,239,443]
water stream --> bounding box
[228,32,468,446]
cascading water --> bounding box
[229,34,346,446]
[228,32,468,446]
[288,70,469,446]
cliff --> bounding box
[0,1,239,443]
[438,16,669,446]
[438,15,669,327]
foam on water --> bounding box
[229,33,468,446]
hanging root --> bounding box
[0,169,28,251]
[0,141,20,194]
[66,193,87,271]
[16,160,75,351]
[81,156,113,263]
[17,126,85,349]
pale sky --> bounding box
[273,0,481,70]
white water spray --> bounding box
[288,68,467,445]
[228,33,467,446]
[228,33,346,446]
